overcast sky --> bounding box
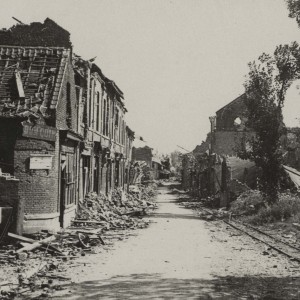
[1,0,300,153]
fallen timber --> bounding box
[0,185,159,299]
[15,235,56,254]
[224,220,300,263]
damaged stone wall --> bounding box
[216,94,249,131]
[213,131,255,156]
[212,94,255,156]
[13,138,57,213]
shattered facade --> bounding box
[0,19,135,233]
[181,94,257,205]
[132,146,162,180]
[213,93,255,156]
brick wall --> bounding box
[0,120,60,231]
[216,94,248,131]
[14,138,58,215]
[56,58,78,131]
[132,146,152,166]
[213,131,255,156]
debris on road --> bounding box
[178,195,231,221]
[74,186,157,230]
[0,184,158,299]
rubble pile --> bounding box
[179,201,204,210]
[0,225,114,299]
[179,200,230,221]
[197,208,231,221]
[168,188,187,195]
[0,185,158,299]
[169,188,204,209]
[74,186,158,231]
[174,190,231,221]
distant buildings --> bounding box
[132,146,163,181]
[0,19,136,233]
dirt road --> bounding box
[51,185,300,299]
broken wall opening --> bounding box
[0,171,23,235]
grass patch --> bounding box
[230,191,300,225]
[230,190,264,216]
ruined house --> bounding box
[181,94,257,204]
[0,19,135,233]
[212,93,254,155]
[132,146,162,180]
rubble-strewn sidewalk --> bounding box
[0,184,158,299]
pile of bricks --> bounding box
[74,185,158,231]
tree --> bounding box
[161,155,171,171]
[242,42,300,204]
[286,0,300,26]
[170,150,182,176]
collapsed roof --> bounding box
[0,46,70,120]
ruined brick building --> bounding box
[0,19,135,233]
[132,146,162,180]
[181,94,257,204]
[186,94,255,158]
[212,93,255,155]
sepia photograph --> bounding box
[1,0,300,299]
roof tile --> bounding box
[0,45,69,118]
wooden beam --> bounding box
[8,232,35,243]
[12,17,24,25]
[16,235,56,253]
[15,71,25,99]
[8,232,63,255]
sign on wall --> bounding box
[22,123,57,142]
[30,155,53,170]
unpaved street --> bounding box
[50,185,300,299]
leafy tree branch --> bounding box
[242,42,300,204]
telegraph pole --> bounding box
[208,116,216,195]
